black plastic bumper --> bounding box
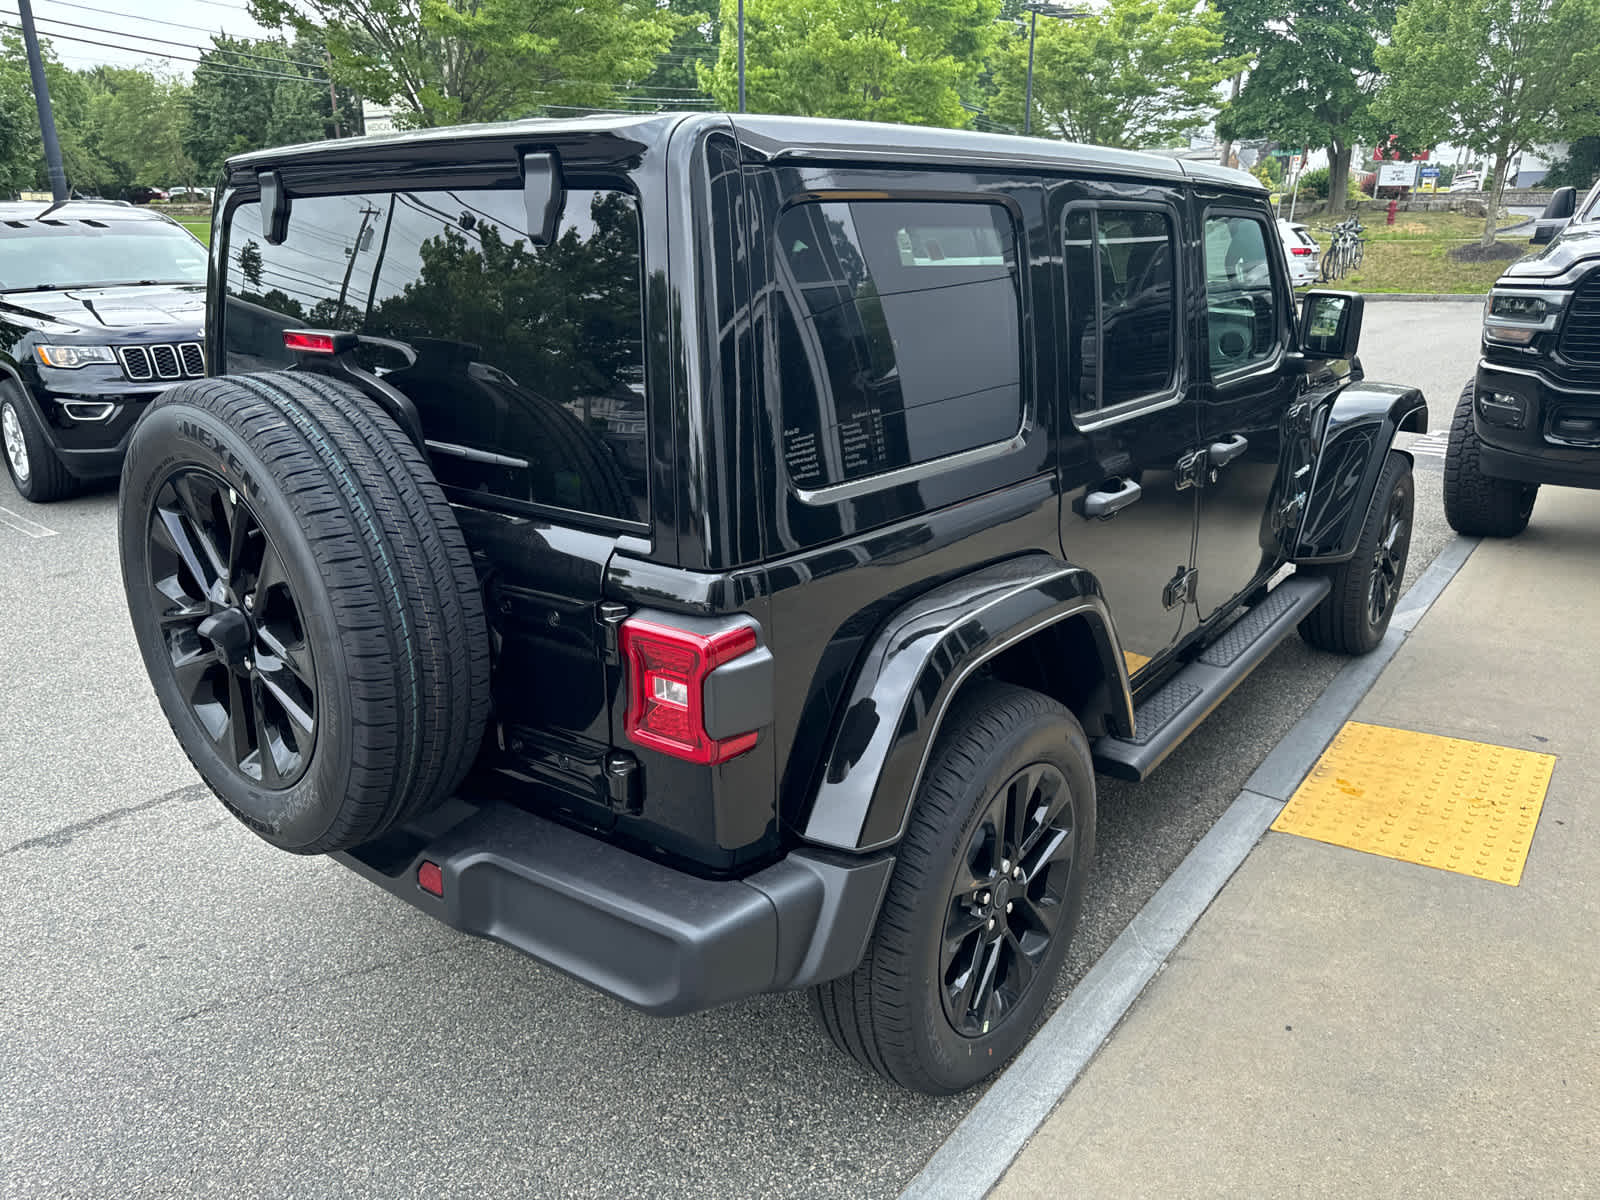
[335,800,895,1016]
[1475,363,1600,489]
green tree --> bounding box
[185,36,357,183]
[90,68,194,189]
[1217,0,1396,214]
[249,0,675,126]
[1377,0,1600,246]
[637,1,718,105]
[987,0,1239,147]
[701,0,1001,128]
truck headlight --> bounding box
[35,345,117,369]
[1484,288,1568,345]
[1488,293,1553,320]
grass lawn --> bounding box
[1297,210,1526,294]
[179,219,210,246]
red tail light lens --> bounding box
[283,330,337,353]
[621,619,759,764]
[1291,246,1313,257]
[417,860,444,897]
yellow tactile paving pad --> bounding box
[1123,650,1151,674]
[1272,722,1556,886]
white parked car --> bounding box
[1278,219,1320,286]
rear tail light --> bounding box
[283,330,337,353]
[1291,246,1313,257]
[621,618,759,764]
[417,860,444,897]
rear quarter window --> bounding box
[772,199,1024,490]
[220,187,648,525]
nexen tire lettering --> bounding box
[177,417,259,498]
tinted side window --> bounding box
[1204,213,1279,379]
[1063,206,1179,414]
[222,188,648,524]
[773,200,1023,489]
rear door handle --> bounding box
[1208,434,1248,468]
[1081,476,1142,519]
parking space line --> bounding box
[898,534,1482,1200]
[0,505,58,538]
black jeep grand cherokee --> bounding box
[1,201,208,502]
[116,115,1424,1094]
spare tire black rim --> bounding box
[1368,486,1409,627]
[941,762,1075,1038]
[145,467,317,788]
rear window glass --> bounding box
[773,200,1023,490]
[222,187,648,525]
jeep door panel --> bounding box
[1048,181,1200,678]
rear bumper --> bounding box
[335,800,894,1016]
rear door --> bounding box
[215,165,656,831]
[1048,179,1201,678]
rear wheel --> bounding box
[1,385,78,502]
[1299,450,1413,655]
[119,371,491,853]
[1443,379,1537,537]
[809,681,1095,1095]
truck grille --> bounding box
[1557,274,1600,365]
[118,342,205,382]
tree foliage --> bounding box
[1376,0,1600,243]
[249,0,676,126]
[1216,0,1396,212]
[702,0,1000,128]
[987,0,1238,147]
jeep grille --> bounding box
[119,343,205,382]
[1558,274,1600,365]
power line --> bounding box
[0,20,330,84]
[0,9,327,71]
[25,0,246,37]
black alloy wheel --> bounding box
[1367,483,1409,628]
[941,762,1076,1038]
[145,466,316,788]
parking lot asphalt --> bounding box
[0,302,1482,1199]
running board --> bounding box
[1093,576,1332,782]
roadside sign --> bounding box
[1418,166,1440,193]
[1377,161,1419,189]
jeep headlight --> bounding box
[35,344,117,369]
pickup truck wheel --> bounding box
[2,385,78,502]
[1443,379,1537,536]
[809,681,1094,1095]
[119,372,491,853]
[1298,450,1413,655]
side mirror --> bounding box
[1299,290,1364,359]
[1532,186,1577,244]
[522,152,566,246]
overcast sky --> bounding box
[8,0,280,74]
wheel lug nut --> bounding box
[979,891,991,906]
[986,917,996,932]
[1013,866,1024,881]
[1006,901,1014,913]
[1000,858,1011,874]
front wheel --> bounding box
[809,681,1095,1095]
[1298,450,1414,655]
[1,385,77,502]
[1443,379,1537,537]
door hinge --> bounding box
[1162,565,1198,610]
[598,601,630,663]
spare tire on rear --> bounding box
[118,371,491,853]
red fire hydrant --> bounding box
[1387,197,1398,225]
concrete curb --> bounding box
[898,534,1483,1200]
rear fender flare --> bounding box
[1295,381,1427,563]
[800,554,1130,854]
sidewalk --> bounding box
[995,486,1600,1198]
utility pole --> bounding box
[737,0,746,113]
[18,0,68,202]
[1020,3,1091,138]
[335,205,380,324]
[326,53,342,139]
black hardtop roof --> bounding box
[225,112,1266,193]
[0,198,175,223]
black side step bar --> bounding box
[1093,576,1332,781]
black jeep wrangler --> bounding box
[1446,182,1600,535]
[117,115,1424,1095]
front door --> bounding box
[1051,184,1200,680]
[1191,201,1311,622]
